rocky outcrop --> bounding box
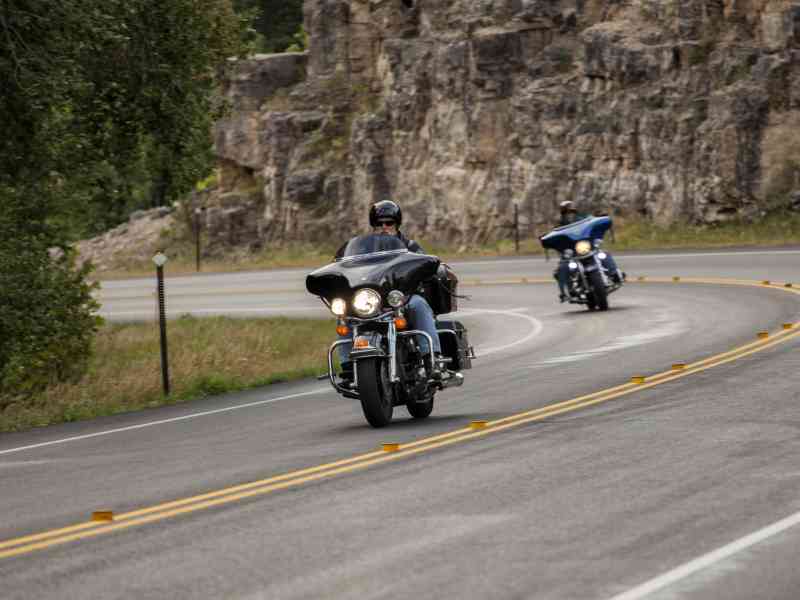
[75,207,176,272]
[209,0,800,248]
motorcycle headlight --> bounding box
[575,240,592,256]
[387,290,406,308]
[330,298,346,316]
[352,289,381,317]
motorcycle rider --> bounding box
[554,200,624,302]
[336,200,443,385]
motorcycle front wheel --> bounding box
[587,270,609,311]
[357,358,394,427]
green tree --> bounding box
[233,0,304,53]
[0,192,100,405]
[0,0,249,404]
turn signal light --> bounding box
[336,324,350,336]
[353,336,370,349]
[394,317,408,330]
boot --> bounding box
[428,353,448,380]
[339,361,354,388]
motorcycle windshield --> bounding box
[340,234,407,257]
[306,234,440,302]
[540,215,613,252]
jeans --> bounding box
[337,294,441,363]
[555,252,622,297]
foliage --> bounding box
[0,191,101,406]
[285,25,309,53]
[232,0,304,54]
[0,0,249,239]
[0,0,249,405]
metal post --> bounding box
[153,253,170,396]
[514,203,520,254]
[194,208,202,272]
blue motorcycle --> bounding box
[540,215,623,311]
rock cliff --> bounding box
[209,0,800,248]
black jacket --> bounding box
[397,231,424,254]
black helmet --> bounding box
[559,200,577,214]
[369,200,403,227]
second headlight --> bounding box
[386,290,406,308]
[352,288,381,316]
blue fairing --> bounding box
[540,216,613,252]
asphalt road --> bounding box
[1,249,800,599]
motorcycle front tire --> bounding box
[587,270,609,311]
[357,358,394,427]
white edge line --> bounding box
[2,309,542,455]
[608,509,800,600]
[0,389,327,456]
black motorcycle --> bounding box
[540,215,623,311]
[306,234,474,428]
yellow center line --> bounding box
[1,277,798,559]
[0,448,389,552]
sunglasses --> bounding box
[377,220,396,226]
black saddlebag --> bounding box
[435,319,473,371]
[424,264,459,315]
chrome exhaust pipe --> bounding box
[439,372,464,389]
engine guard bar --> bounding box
[327,339,359,398]
[327,330,442,397]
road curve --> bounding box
[1,249,799,599]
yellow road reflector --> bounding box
[762,280,771,285]
[469,420,488,430]
[672,276,681,282]
[757,331,769,340]
[671,363,687,371]
[382,443,400,452]
[91,511,113,522]
[783,323,794,330]
[631,376,646,384]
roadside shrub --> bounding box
[0,202,101,407]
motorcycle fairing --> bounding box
[540,215,613,253]
[306,235,440,302]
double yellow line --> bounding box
[2,277,798,560]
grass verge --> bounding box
[91,212,800,280]
[0,316,335,432]
[608,212,800,251]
